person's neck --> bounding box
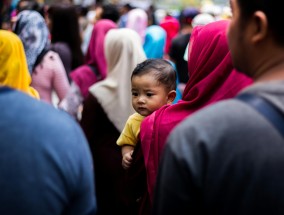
[180,26,192,35]
[252,46,284,83]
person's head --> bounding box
[100,3,120,23]
[46,3,84,69]
[227,0,284,78]
[119,3,133,15]
[13,10,49,73]
[16,0,45,17]
[85,19,117,79]
[183,20,252,103]
[179,7,199,28]
[0,30,39,98]
[191,13,215,28]
[126,8,148,44]
[89,28,146,132]
[131,59,177,116]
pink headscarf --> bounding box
[159,15,180,54]
[70,19,117,98]
[126,8,148,44]
[140,20,253,202]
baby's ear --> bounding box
[167,90,176,104]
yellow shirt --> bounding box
[117,113,145,147]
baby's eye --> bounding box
[146,93,154,97]
[132,92,138,97]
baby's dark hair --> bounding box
[131,59,177,91]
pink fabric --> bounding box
[69,65,98,99]
[85,19,117,80]
[140,20,253,202]
[159,15,180,54]
[126,8,148,44]
[31,50,70,104]
[71,19,117,98]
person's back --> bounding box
[0,87,96,214]
[46,3,85,77]
[80,28,146,215]
[153,0,284,214]
[14,10,70,105]
[154,87,284,214]
[139,20,252,205]
[31,50,70,103]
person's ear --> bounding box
[167,90,176,104]
[250,11,268,44]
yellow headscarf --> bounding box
[0,30,39,99]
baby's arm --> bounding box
[121,145,134,170]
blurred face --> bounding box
[95,6,103,21]
[45,14,52,31]
[227,0,249,74]
[131,72,170,116]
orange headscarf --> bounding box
[0,30,39,98]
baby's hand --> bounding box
[122,150,133,170]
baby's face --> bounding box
[131,73,169,116]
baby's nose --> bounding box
[138,96,146,103]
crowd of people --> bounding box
[1,0,284,214]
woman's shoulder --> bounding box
[42,50,64,68]
[50,42,71,54]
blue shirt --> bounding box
[0,87,97,214]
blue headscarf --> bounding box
[143,25,166,59]
[14,10,49,74]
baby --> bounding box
[117,58,177,169]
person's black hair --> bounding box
[179,7,199,27]
[237,0,284,46]
[101,3,120,23]
[16,0,45,17]
[132,59,177,91]
[123,3,133,11]
[47,3,84,70]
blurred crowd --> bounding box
[2,0,284,215]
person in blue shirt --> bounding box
[0,30,97,215]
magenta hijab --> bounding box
[70,19,117,98]
[85,19,117,79]
[140,20,253,202]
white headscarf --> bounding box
[89,28,147,132]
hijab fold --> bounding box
[89,28,146,132]
[143,25,166,59]
[70,19,117,98]
[85,19,117,80]
[140,20,253,202]
[14,10,49,74]
[0,30,39,98]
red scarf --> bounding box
[140,20,253,202]
[160,15,180,54]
